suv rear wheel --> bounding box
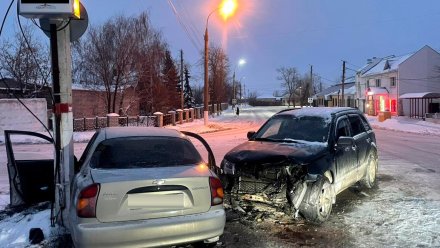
[361,153,378,188]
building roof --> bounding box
[0,78,21,90]
[399,92,440,99]
[313,82,355,100]
[361,53,413,76]
[366,87,389,95]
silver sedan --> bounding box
[68,127,225,248]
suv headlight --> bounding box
[222,159,236,175]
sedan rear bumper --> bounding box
[71,209,226,248]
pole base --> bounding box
[204,111,209,126]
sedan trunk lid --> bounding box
[91,165,213,223]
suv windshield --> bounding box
[254,115,330,143]
[90,136,203,169]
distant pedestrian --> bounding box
[236,107,240,116]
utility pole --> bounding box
[243,84,245,103]
[232,71,236,108]
[204,27,209,125]
[341,60,346,107]
[310,65,313,95]
[180,50,184,109]
[50,22,74,226]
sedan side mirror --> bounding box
[247,131,256,140]
[337,136,355,147]
[74,156,81,174]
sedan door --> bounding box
[4,130,54,206]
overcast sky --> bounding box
[2,0,440,96]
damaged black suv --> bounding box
[221,107,378,223]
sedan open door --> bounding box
[4,130,54,206]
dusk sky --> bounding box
[2,0,440,96]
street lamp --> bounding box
[232,59,246,108]
[204,0,237,125]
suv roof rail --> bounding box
[276,107,300,114]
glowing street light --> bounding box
[220,0,237,20]
[238,58,246,66]
[204,0,238,125]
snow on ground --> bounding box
[0,105,439,247]
[367,115,440,136]
[0,209,51,247]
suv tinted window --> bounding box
[359,114,372,131]
[90,137,202,169]
[348,114,366,136]
[256,115,330,142]
[335,117,350,140]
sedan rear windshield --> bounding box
[90,136,203,169]
[255,115,330,143]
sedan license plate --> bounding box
[128,193,184,208]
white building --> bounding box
[355,45,440,116]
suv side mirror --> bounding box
[247,131,256,140]
[337,136,354,147]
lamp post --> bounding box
[232,59,246,109]
[204,0,237,126]
[203,22,210,125]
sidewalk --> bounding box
[366,115,440,136]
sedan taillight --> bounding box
[209,177,224,206]
[77,183,100,218]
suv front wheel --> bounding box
[300,176,334,224]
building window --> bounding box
[375,79,381,87]
[390,77,396,87]
[366,79,370,87]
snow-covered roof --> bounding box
[358,57,383,75]
[313,82,355,99]
[362,53,413,76]
[72,83,106,91]
[0,78,21,90]
[399,92,440,99]
[367,87,389,95]
[257,93,277,99]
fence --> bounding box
[72,105,227,132]
[73,115,157,132]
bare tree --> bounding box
[208,45,229,111]
[277,66,300,107]
[192,84,203,105]
[0,25,50,97]
[75,12,168,115]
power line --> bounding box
[16,4,54,103]
[167,0,201,52]
[1,0,53,139]
[175,0,202,48]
